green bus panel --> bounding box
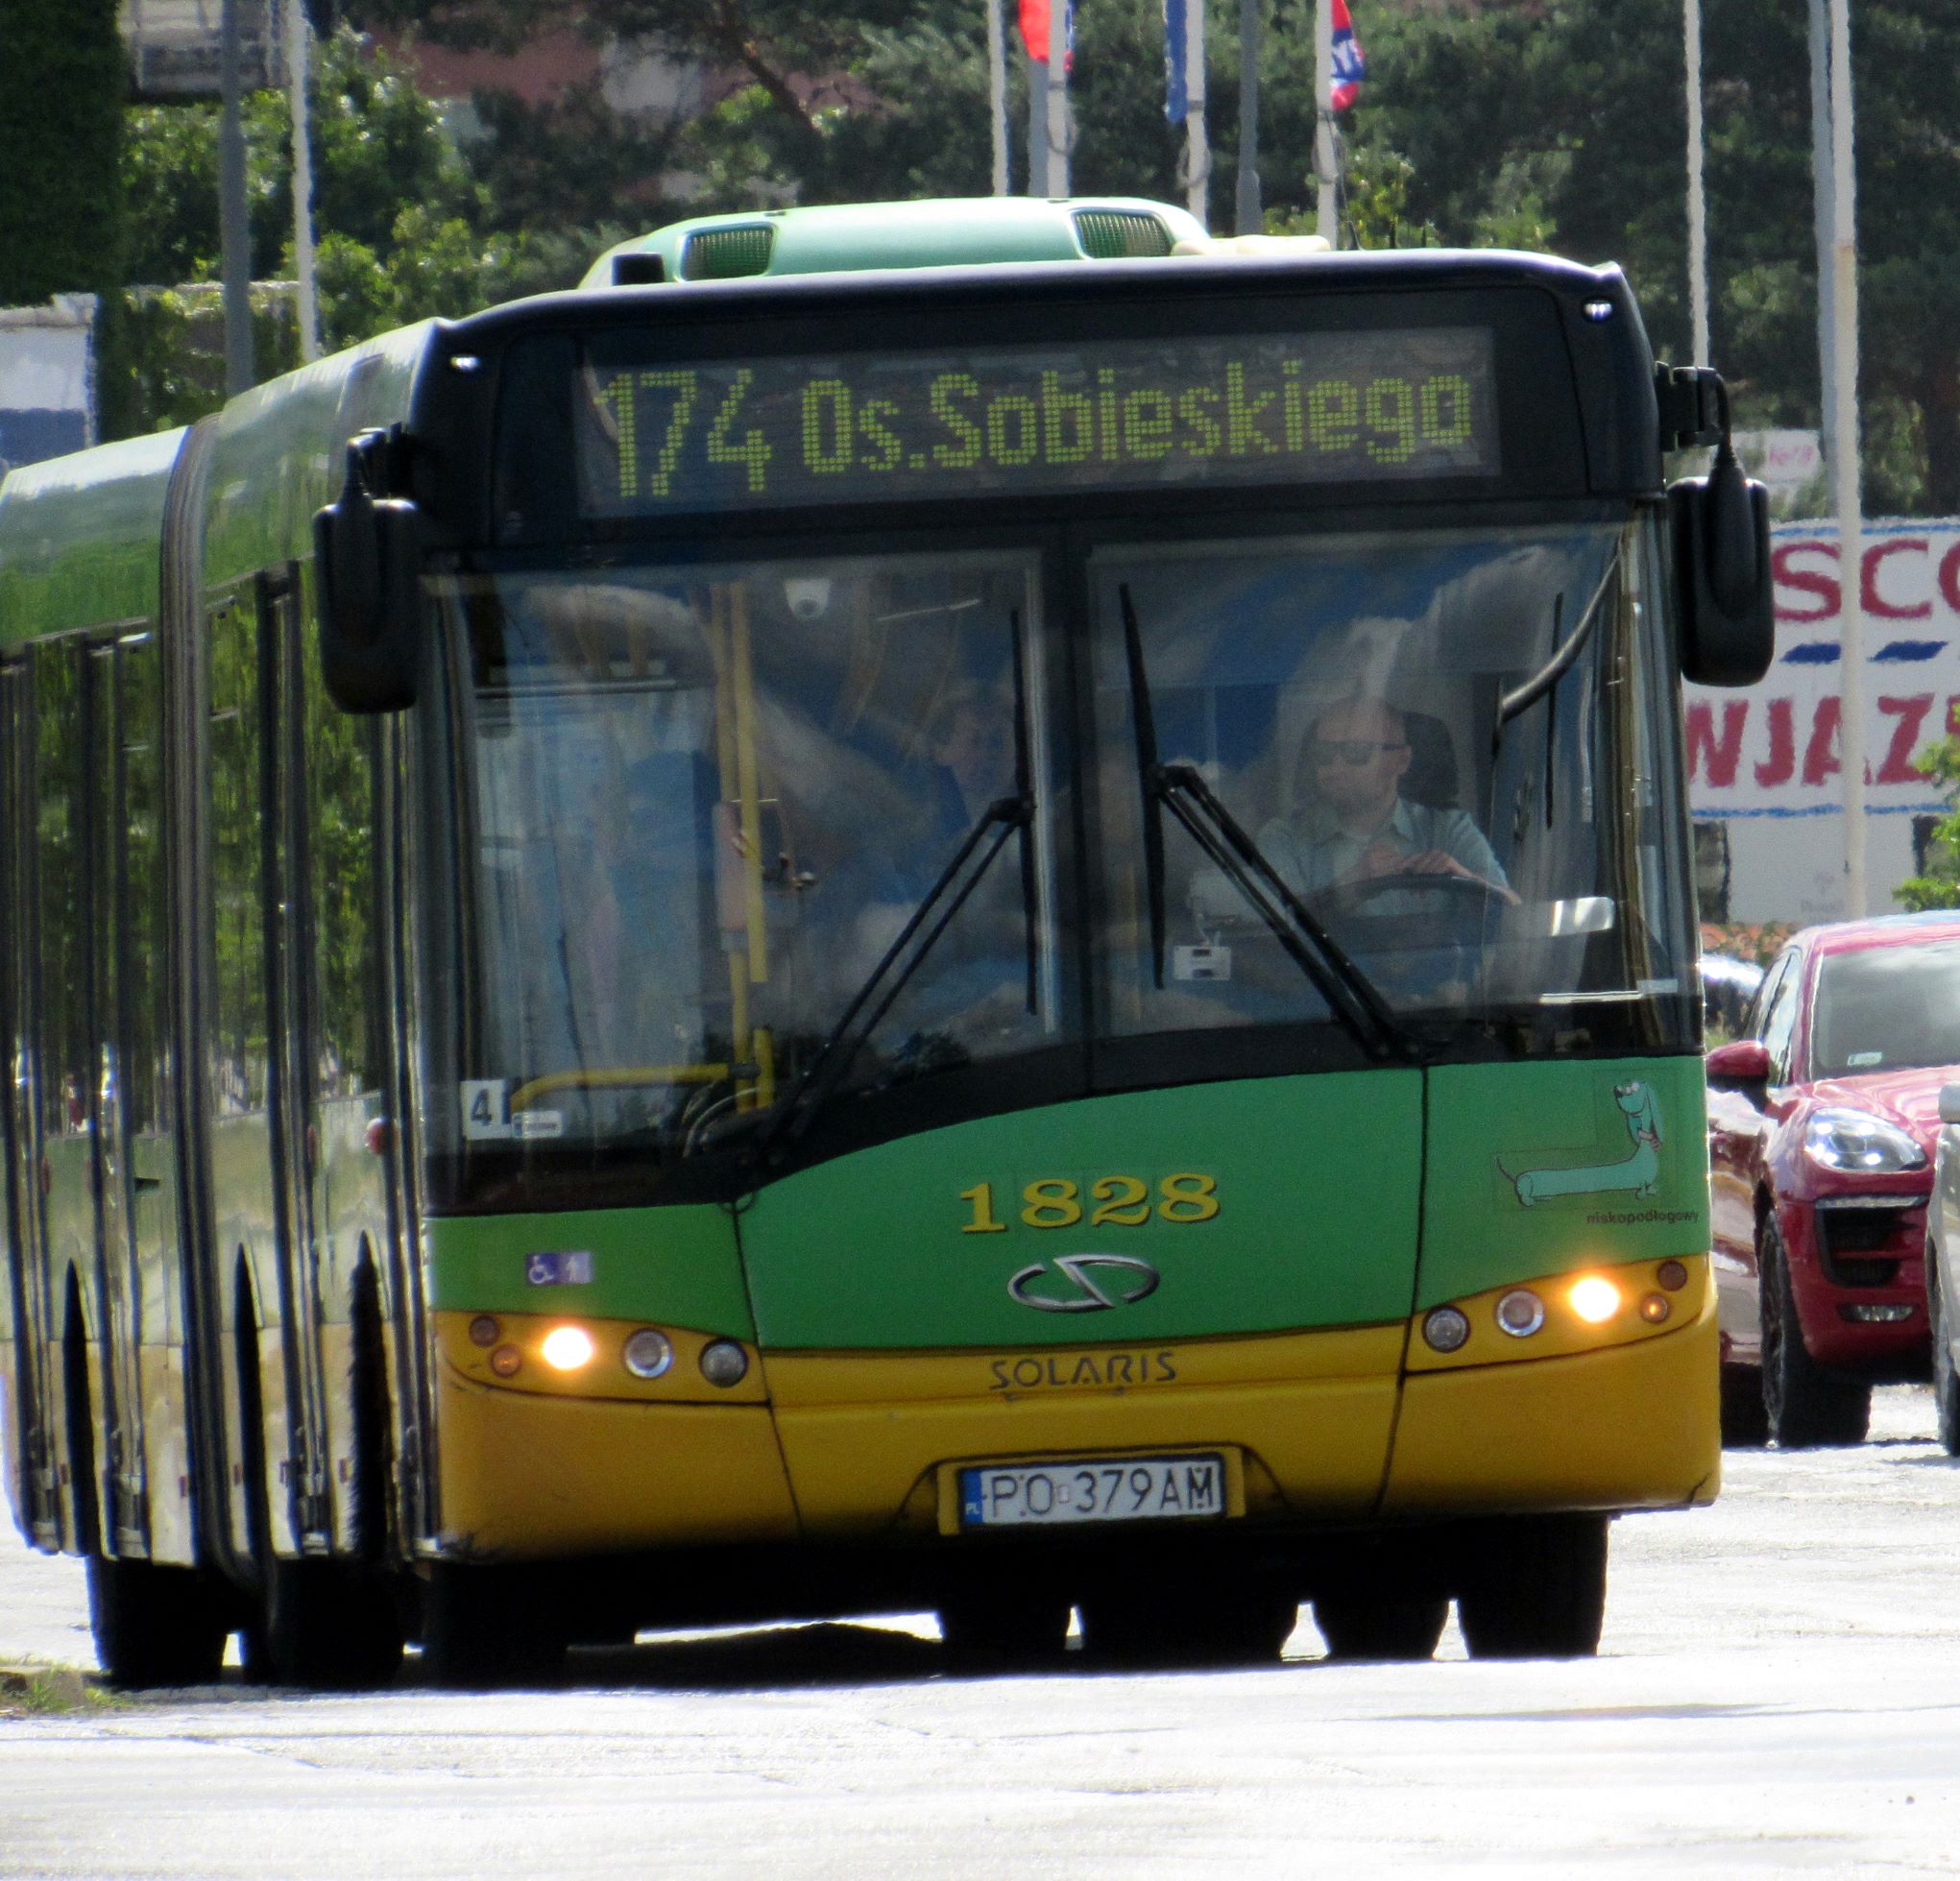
[424,1206,756,1339]
[1417,1053,1710,1312]
[737,1072,1425,1351]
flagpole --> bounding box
[1028,51,1048,195]
[1827,0,1866,915]
[1315,0,1336,243]
[1186,0,1209,227]
[988,0,1009,194]
[1236,0,1261,233]
[1684,0,1709,365]
[1047,0,1070,195]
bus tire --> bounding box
[936,1583,1072,1669]
[1719,1363,1771,1449]
[422,1563,566,1690]
[1456,1514,1609,1660]
[1760,1218,1870,1448]
[1312,1591,1448,1662]
[86,1554,230,1689]
[264,1555,403,1691]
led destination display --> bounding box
[575,327,1498,516]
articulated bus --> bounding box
[0,198,1771,1686]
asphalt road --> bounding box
[6,1388,1960,1877]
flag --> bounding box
[1164,0,1189,122]
[1019,0,1074,66]
[1330,0,1366,110]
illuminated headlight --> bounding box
[1804,1108,1927,1173]
[541,1325,596,1371]
[699,1339,750,1387]
[621,1328,673,1379]
[1422,1306,1471,1353]
[1568,1276,1622,1323]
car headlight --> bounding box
[1804,1108,1927,1173]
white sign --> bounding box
[1685,518,1960,823]
[1732,428,1823,493]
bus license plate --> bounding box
[959,1455,1225,1529]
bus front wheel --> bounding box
[1456,1514,1609,1660]
[422,1563,567,1690]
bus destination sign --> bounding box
[574,327,1498,516]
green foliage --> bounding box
[1895,736,1960,912]
[0,0,125,305]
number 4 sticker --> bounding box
[461,1080,514,1142]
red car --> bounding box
[1706,913,1960,1446]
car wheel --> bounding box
[1929,1239,1960,1457]
[1760,1214,1871,1448]
[1719,1362,1771,1449]
[1455,1514,1609,1660]
[1312,1591,1449,1662]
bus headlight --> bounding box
[542,1325,596,1371]
[621,1328,673,1379]
[1422,1306,1471,1353]
[1568,1276,1622,1323]
[699,1339,750,1387]
[1495,1289,1545,1338]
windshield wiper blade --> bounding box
[1119,585,1413,1065]
[756,633,1041,1163]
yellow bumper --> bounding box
[1382,1289,1721,1514]
[433,1364,798,1560]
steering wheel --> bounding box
[1319,870,1511,912]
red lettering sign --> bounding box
[1774,540,1839,622]
[1686,699,1747,786]
[1876,693,1937,783]
[1865,539,1931,620]
[1754,698,1796,787]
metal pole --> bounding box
[1027,52,1048,196]
[1827,0,1865,915]
[987,0,1010,194]
[1684,0,1709,366]
[1185,0,1209,227]
[288,1,320,362]
[1808,0,1836,470]
[1046,0,1069,196]
[1235,0,1261,234]
[1315,0,1336,243]
[219,0,254,395]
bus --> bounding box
[0,197,1771,1687]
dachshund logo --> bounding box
[1507,1081,1663,1208]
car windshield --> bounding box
[1811,940,1960,1078]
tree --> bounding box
[0,0,126,307]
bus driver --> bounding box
[1259,695,1512,907]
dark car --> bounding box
[1705,912,1960,1446]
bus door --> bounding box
[260,569,333,1546]
[0,659,58,1545]
[86,639,150,1555]
[33,639,110,1554]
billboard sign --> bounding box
[121,0,282,98]
[0,299,95,482]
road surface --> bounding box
[4,1388,1959,1876]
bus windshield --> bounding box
[427,512,1693,1183]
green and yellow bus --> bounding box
[0,197,1770,1686]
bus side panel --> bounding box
[1417,1055,1711,1311]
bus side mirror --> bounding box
[313,446,422,713]
[1669,445,1774,688]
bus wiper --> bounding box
[757,615,1039,1160]
[1492,549,1621,746]
[1119,585,1413,1065]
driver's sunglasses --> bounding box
[1312,739,1408,767]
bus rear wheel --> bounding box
[1456,1514,1609,1660]
[1312,1591,1449,1662]
[422,1564,567,1690]
[86,1555,230,1689]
